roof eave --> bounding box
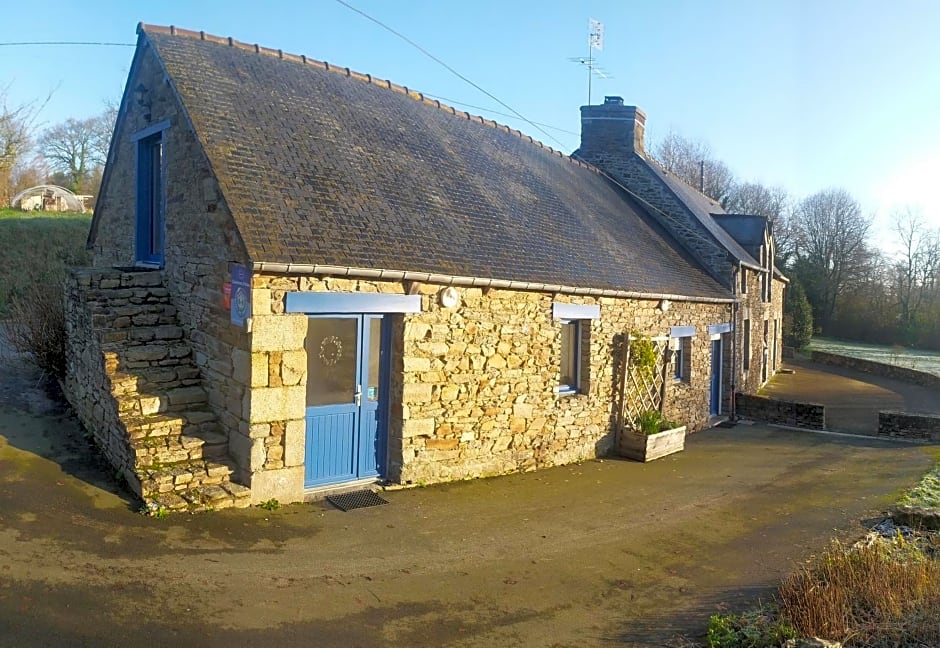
[250,262,736,304]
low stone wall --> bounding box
[735,393,825,429]
[811,350,940,390]
[63,268,172,483]
[878,411,940,441]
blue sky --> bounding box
[2,0,938,232]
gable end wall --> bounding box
[91,44,253,477]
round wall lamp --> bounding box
[658,299,671,312]
[439,287,461,309]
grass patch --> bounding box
[778,538,940,645]
[0,208,91,315]
[898,467,940,509]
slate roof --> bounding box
[712,214,767,260]
[135,25,729,300]
[637,159,762,269]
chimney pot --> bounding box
[604,96,624,106]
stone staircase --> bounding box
[66,269,250,513]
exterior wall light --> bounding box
[439,287,461,309]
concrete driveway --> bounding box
[2,371,936,648]
[761,355,940,434]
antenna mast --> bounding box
[568,18,610,105]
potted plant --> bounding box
[618,409,687,462]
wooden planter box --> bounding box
[617,425,687,462]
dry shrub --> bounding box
[3,270,67,376]
[778,538,940,645]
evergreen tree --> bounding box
[783,279,813,350]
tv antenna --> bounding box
[568,18,611,105]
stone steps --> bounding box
[135,457,251,513]
[71,268,251,515]
[144,481,252,513]
[91,304,178,329]
[123,408,218,440]
[99,324,185,347]
[131,427,229,468]
[110,365,202,395]
[115,384,208,417]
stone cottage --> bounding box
[64,24,781,512]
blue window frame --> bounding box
[672,336,691,382]
[673,340,684,380]
[559,319,581,394]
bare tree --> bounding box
[1,91,35,203]
[651,129,735,204]
[790,188,873,332]
[891,207,939,340]
[39,108,115,192]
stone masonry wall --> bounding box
[736,272,785,395]
[735,393,825,429]
[91,45,257,495]
[251,274,732,489]
[63,270,136,481]
[878,411,940,441]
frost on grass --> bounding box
[898,468,940,509]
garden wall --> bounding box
[877,411,940,441]
[735,393,825,429]
[811,350,940,390]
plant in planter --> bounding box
[634,410,679,435]
[619,409,687,462]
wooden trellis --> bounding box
[615,334,672,431]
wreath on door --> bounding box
[318,335,344,367]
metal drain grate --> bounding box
[326,490,388,512]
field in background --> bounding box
[810,336,940,377]
[0,208,92,315]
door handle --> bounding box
[354,385,362,407]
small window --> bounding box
[559,320,581,394]
[772,319,779,370]
[743,319,751,371]
[672,335,692,382]
[740,268,747,294]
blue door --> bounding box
[709,338,722,416]
[135,133,165,265]
[304,315,388,488]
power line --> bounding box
[421,93,579,137]
[333,0,568,150]
[0,41,134,47]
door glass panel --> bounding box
[306,318,358,406]
[367,318,382,401]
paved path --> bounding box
[1,384,935,646]
[760,355,940,435]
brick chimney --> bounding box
[578,96,646,158]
